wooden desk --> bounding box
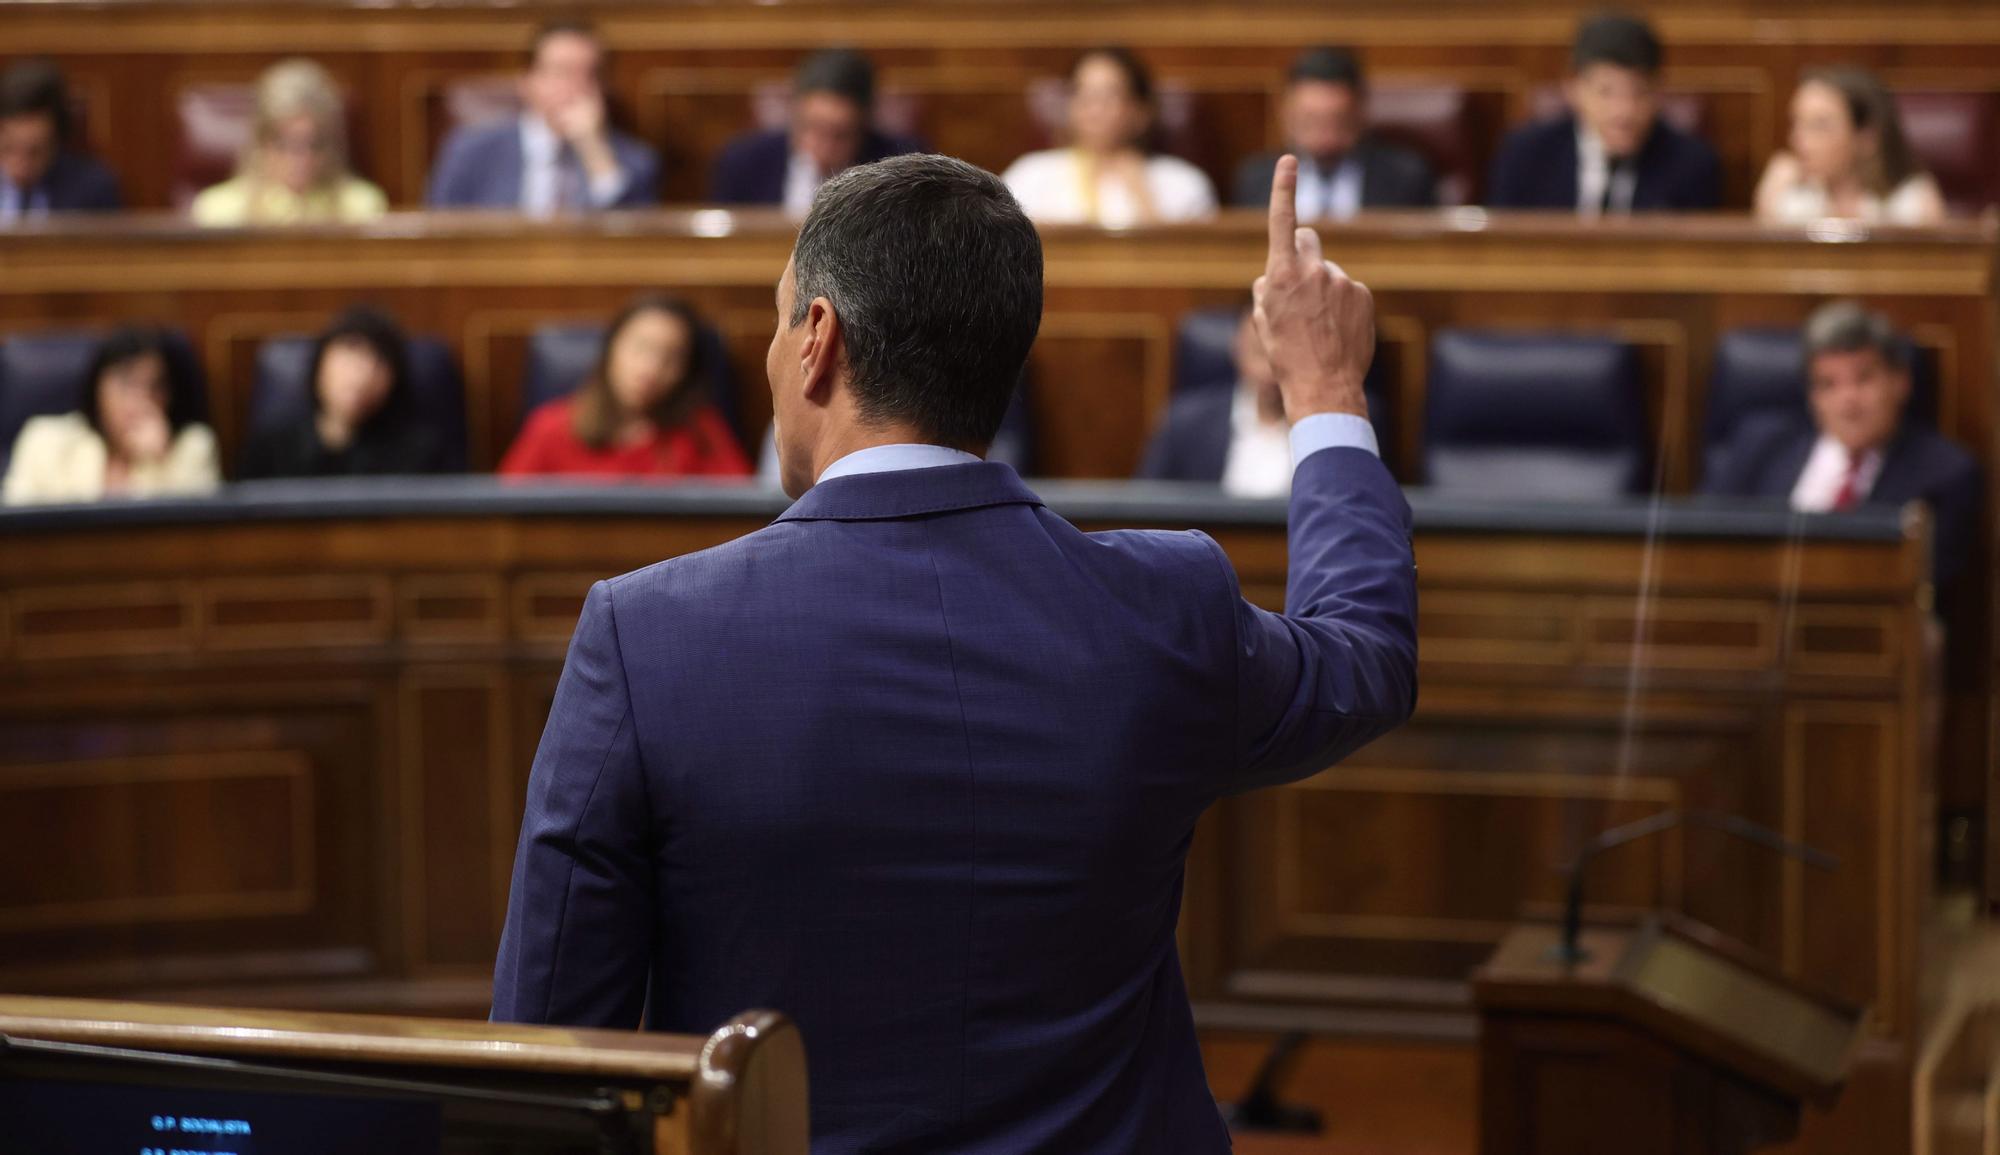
[8,0,2000,211]
[0,480,1934,1152]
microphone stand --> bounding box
[1555,809,1838,967]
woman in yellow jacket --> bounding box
[191,59,387,226]
[2,328,219,504]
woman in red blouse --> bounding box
[500,295,753,479]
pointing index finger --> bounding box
[1267,154,1299,267]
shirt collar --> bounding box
[815,443,984,484]
[1576,124,1607,167]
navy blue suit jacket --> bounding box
[1486,115,1721,211]
[427,119,661,209]
[493,449,1418,1154]
[709,127,923,205]
[1703,415,1981,588]
[10,152,122,214]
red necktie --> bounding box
[1830,449,1866,511]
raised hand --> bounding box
[1251,155,1375,423]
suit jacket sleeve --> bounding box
[1212,445,1418,793]
[1927,452,1982,590]
[611,137,663,208]
[1484,133,1530,208]
[1677,137,1724,211]
[65,156,124,212]
[1137,414,1180,479]
[493,580,655,1026]
[427,128,476,207]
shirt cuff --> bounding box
[586,167,629,208]
[1290,412,1379,471]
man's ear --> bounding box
[799,297,844,403]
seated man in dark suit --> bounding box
[1486,12,1720,214]
[1139,304,1303,496]
[1704,301,1980,590]
[1233,47,1438,218]
[710,49,919,211]
[427,20,660,212]
[0,59,121,222]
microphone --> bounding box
[1555,809,1838,966]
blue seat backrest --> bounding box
[1423,330,1648,500]
[248,333,469,472]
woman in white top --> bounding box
[1002,47,1217,226]
[1755,66,1945,226]
[191,59,388,226]
[2,327,219,505]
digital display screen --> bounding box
[0,1078,442,1155]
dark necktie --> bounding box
[554,147,587,214]
[1831,449,1867,511]
[1601,157,1632,215]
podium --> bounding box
[0,995,807,1154]
[1474,918,1865,1155]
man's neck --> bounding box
[809,424,970,482]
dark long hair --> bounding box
[571,294,711,451]
[1070,46,1159,155]
[309,305,415,443]
[1803,66,1925,196]
[79,327,202,436]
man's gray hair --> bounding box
[1803,300,1911,373]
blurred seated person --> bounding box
[192,60,387,226]
[2,327,218,504]
[240,307,453,479]
[0,58,121,223]
[1139,305,1357,497]
[1703,301,1978,588]
[1002,48,1217,225]
[500,294,751,479]
[1232,47,1437,217]
[1755,68,1945,226]
[1486,12,1720,214]
[710,49,919,212]
[427,19,660,213]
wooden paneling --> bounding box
[8,1,2000,212]
[0,493,1931,1150]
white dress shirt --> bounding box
[1789,434,1884,512]
[1576,127,1638,217]
[1000,149,1218,226]
[518,115,628,216]
[783,152,824,216]
[0,179,49,224]
[1294,155,1365,223]
[1219,389,1295,498]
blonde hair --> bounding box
[241,59,352,201]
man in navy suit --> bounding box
[427,20,660,212]
[492,153,1417,1153]
[710,49,919,211]
[1232,47,1439,217]
[1704,301,1980,590]
[1486,12,1720,213]
[0,59,121,222]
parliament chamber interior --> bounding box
[1,0,1998,1152]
